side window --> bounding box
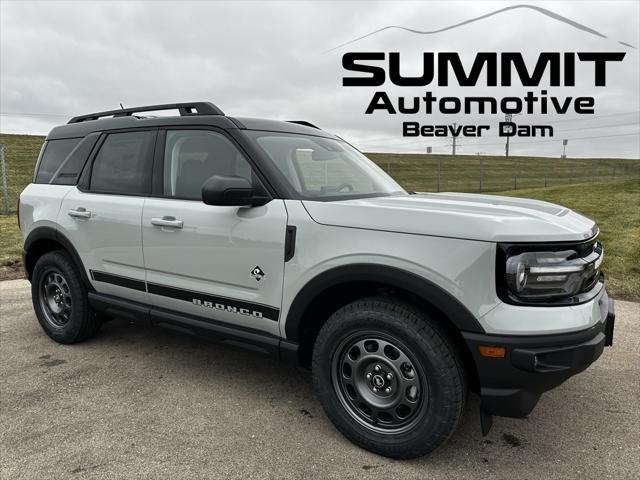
[34,138,82,183]
[89,131,155,194]
[163,130,254,200]
[51,133,101,186]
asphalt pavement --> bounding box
[1,279,639,479]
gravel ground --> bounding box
[1,279,639,479]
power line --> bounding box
[394,132,640,150]
[543,110,640,124]
[0,112,72,118]
[471,132,639,147]
[363,132,640,154]
[353,111,640,147]
[556,121,640,133]
[356,121,639,149]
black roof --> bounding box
[46,102,337,141]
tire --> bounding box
[31,250,101,344]
[312,296,467,459]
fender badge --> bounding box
[251,266,265,282]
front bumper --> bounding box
[462,292,615,418]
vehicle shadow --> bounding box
[72,315,628,478]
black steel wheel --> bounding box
[313,297,467,459]
[31,250,101,343]
[332,333,427,434]
[39,269,73,328]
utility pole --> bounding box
[504,113,522,157]
[504,114,512,157]
[447,123,461,156]
[544,158,548,187]
[451,123,457,156]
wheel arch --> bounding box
[285,264,485,384]
[24,227,91,288]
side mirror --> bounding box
[201,176,269,207]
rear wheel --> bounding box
[312,297,467,459]
[31,251,101,343]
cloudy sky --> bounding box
[1,0,638,158]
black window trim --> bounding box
[32,141,48,183]
[77,127,158,197]
[240,129,408,202]
[33,136,84,184]
[49,132,102,186]
[150,125,275,202]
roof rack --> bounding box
[67,102,224,124]
[287,120,320,130]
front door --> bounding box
[141,129,287,336]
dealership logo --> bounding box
[332,4,632,140]
[326,4,636,53]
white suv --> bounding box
[19,102,615,459]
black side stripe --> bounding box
[147,283,280,321]
[90,270,147,292]
[89,270,280,321]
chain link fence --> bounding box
[366,153,640,193]
[1,144,10,214]
[1,140,640,216]
[0,137,44,215]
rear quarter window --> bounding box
[34,138,82,183]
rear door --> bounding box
[57,129,156,304]
[141,128,287,337]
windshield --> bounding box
[246,131,406,200]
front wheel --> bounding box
[312,297,467,459]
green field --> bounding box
[0,133,638,299]
[0,134,45,213]
[499,180,640,301]
[367,152,640,193]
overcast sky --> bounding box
[1,0,639,158]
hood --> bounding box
[302,192,597,243]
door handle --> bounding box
[151,216,184,229]
[68,208,92,219]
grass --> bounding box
[497,180,640,301]
[0,133,638,299]
[0,215,22,264]
[0,134,44,273]
[0,134,44,211]
[366,152,640,193]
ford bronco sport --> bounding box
[19,102,615,459]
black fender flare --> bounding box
[23,227,92,287]
[284,263,485,342]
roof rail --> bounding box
[287,120,320,130]
[67,102,224,124]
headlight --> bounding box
[498,240,603,305]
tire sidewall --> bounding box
[31,251,91,344]
[313,300,465,457]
